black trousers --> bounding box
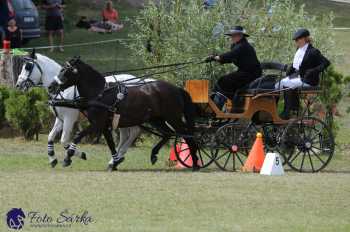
[284,90,300,112]
[214,71,257,99]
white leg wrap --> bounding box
[48,143,54,152]
[48,155,56,163]
[69,143,77,151]
[47,142,56,163]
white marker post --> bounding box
[260,153,284,176]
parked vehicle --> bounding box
[9,0,40,42]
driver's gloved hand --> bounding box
[205,55,216,63]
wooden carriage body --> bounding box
[185,79,283,123]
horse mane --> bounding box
[75,59,106,95]
[36,53,61,68]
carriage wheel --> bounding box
[214,122,249,172]
[281,117,335,172]
[241,122,291,165]
[174,131,217,169]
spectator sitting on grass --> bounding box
[101,0,123,32]
[5,18,22,48]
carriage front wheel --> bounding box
[281,117,335,172]
[214,122,249,172]
[173,133,217,169]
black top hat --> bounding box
[224,26,250,37]
[293,28,310,40]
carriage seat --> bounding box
[237,75,277,96]
[295,86,321,91]
[237,62,287,96]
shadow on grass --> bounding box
[76,168,227,173]
[319,170,350,174]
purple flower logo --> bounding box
[6,208,26,230]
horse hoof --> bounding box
[62,159,72,167]
[115,157,125,167]
[151,156,158,165]
[107,164,117,172]
[81,152,87,160]
[50,159,58,168]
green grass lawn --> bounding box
[304,0,350,27]
[334,30,350,75]
[0,131,350,232]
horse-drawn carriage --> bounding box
[174,62,335,172]
[15,51,334,172]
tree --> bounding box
[127,0,348,133]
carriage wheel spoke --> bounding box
[223,153,232,169]
[311,145,331,154]
[236,153,245,165]
[216,151,231,161]
[183,154,191,163]
[198,151,205,166]
[299,152,306,171]
[310,148,326,165]
[307,151,315,172]
[289,150,302,164]
[179,147,190,152]
[200,148,214,160]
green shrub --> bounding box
[0,86,10,127]
[320,65,350,134]
[4,88,50,140]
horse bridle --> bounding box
[20,58,44,88]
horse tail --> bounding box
[181,89,196,129]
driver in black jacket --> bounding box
[206,26,262,110]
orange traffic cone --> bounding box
[176,141,202,169]
[242,132,265,172]
[169,145,178,162]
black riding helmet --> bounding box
[293,28,310,40]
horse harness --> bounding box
[90,81,128,113]
[49,85,80,121]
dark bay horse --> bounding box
[49,58,200,171]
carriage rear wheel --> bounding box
[173,129,217,169]
[281,117,335,172]
[241,122,291,165]
[214,122,249,172]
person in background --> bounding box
[275,28,330,119]
[101,0,123,32]
[5,18,22,48]
[102,0,119,23]
[42,0,65,52]
[0,0,10,42]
